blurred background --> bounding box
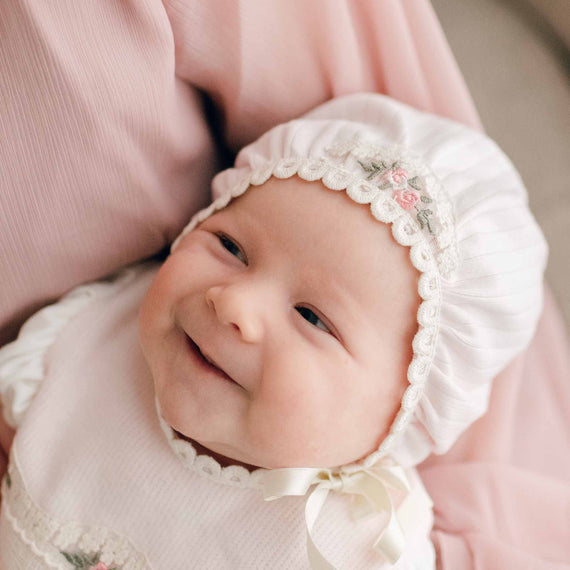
[431,0,570,327]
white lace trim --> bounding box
[156,401,264,489]
[2,454,151,569]
[171,148,449,467]
[0,267,145,429]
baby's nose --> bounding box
[205,284,264,343]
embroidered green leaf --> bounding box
[5,473,11,489]
[416,209,429,228]
[357,160,388,181]
[61,550,101,569]
[357,160,376,173]
[417,209,435,234]
[61,552,75,565]
[408,177,421,191]
[357,160,379,179]
[417,211,426,229]
[61,551,84,568]
[420,195,432,203]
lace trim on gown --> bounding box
[1,454,151,570]
[0,266,146,429]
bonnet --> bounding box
[168,93,548,566]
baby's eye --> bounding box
[295,306,332,335]
[216,233,247,265]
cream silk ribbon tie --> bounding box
[261,461,411,569]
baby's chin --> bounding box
[170,427,327,470]
[213,439,377,471]
[158,387,387,470]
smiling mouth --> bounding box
[185,335,237,385]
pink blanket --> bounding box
[420,288,570,568]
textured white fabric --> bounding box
[174,94,548,467]
[0,272,136,429]
[0,264,435,569]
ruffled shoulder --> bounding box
[0,266,145,428]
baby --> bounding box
[0,94,547,569]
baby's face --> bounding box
[139,177,419,469]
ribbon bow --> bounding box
[261,459,411,569]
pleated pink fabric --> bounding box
[0,0,479,346]
[419,288,570,568]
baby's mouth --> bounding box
[185,335,237,386]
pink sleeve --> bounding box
[165,0,481,147]
[0,0,217,344]
[0,0,479,345]
[419,287,570,569]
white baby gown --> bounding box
[0,263,435,570]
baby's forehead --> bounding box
[217,176,381,242]
[206,176,419,319]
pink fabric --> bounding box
[0,0,479,346]
[419,287,570,569]
[165,0,481,147]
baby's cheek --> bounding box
[321,364,397,459]
[248,379,315,438]
[243,390,322,466]
[245,363,346,465]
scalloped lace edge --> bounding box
[156,401,264,488]
[1,453,151,569]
